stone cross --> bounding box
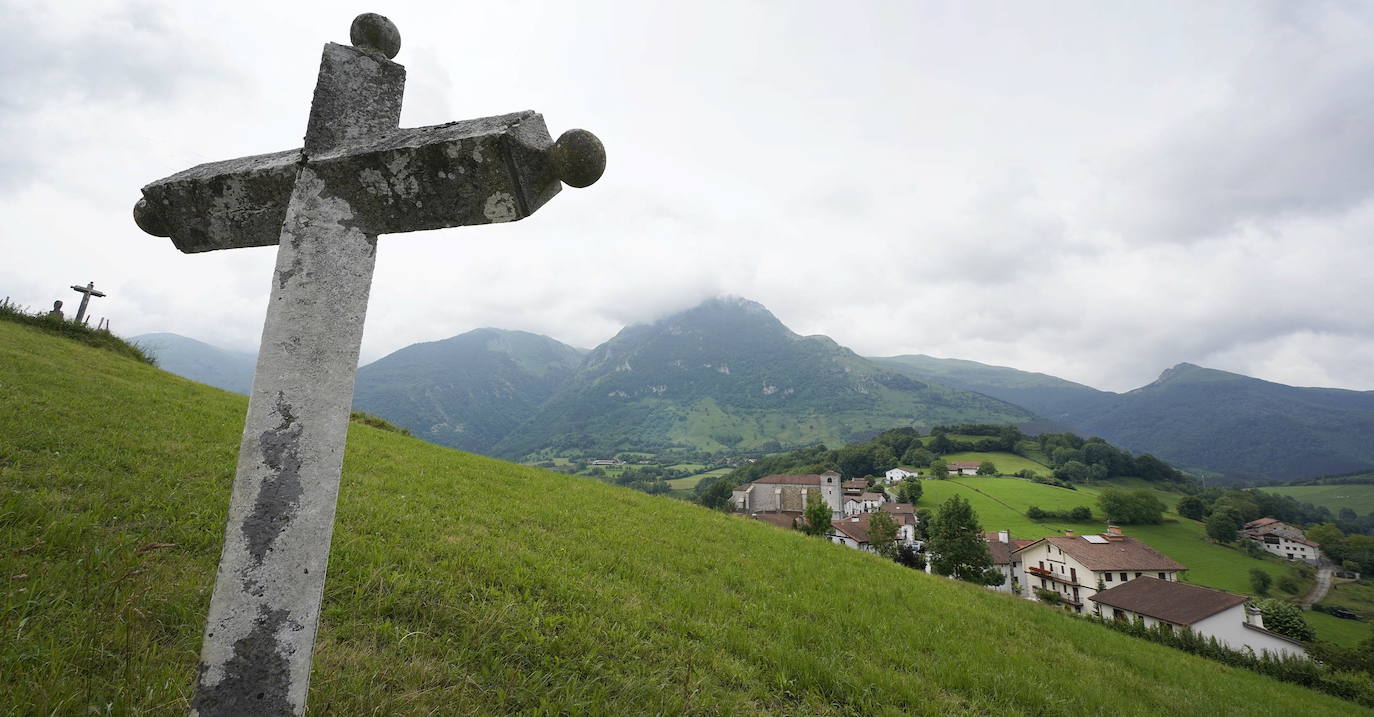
[69,281,106,324]
[131,14,604,717]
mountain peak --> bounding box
[1142,362,1244,390]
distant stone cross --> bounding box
[69,281,106,324]
[132,14,604,717]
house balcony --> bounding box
[1026,565,1082,588]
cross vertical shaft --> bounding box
[189,40,405,717]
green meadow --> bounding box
[915,477,1303,596]
[1261,483,1374,516]
[940,451,1051,477]
[1,320,1366,715]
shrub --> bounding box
[1250,568,1272,596]
[1256,599,1317,642]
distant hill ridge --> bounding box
[876,356,1374,482]
[137,300,1374,481]
[490,297,1040,458]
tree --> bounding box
[802,492,832,537]
[1249,568,1272,596]
[929,433,953,455]
[1255,599,1316,642]
[914,508,933,541]
[871,445,898,474]
[1054,460,1090,483]
[1206,507,1243,544]
[1176,495,1209,521]
[697,479,737,511]
[835,445,875,479]
[1306,522,1344,548]
[927,495,998,584]
[1098,488,1166,525]
[976,460,997,476]
[868,510,899,559]
[928,459,949,479]
[902,447,935,467]
[897,478,922,504]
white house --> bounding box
[731,471,843,517]
[1242,518,1321,564]
[843,491,887,516]
[1089,577,1306,659]
[1012,527,1186,612]
[885,467,918,483]
[984,530,1036,594]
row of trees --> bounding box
[698,425,1199,510]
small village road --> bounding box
[1301,563,1334,609]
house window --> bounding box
[1158,573,1166,579]
[1105,572,1113,582]
[1120,572,1127,582]
[1135,573,1142,579]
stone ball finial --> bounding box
[549,129,606,188]
[350,13,401,59]
[133,197,171,237]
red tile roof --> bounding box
[1016,535,1186,572]
[983,533,1036,565]
[748,512,803,530]
[1089,577,1246,625]
[745,474,823,487]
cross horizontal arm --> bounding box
[136,112,599,254]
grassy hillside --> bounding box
[1261,483,1374,516]
[0,320,1365,715]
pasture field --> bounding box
[1321,580,1374,619]
[941,451,1051,477]
[1261,484,1374,516]
[1308,611,1372,648]
[2,319,1363,715]
[915,477,1306,596]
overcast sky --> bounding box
[3,0,1372,393]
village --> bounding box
[730,465,1325,660]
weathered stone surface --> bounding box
[191,166,380,716]
[349,13,401,59]
[304,43,404,156]
[138,112,563,253]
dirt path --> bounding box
[1302,562,1334,609]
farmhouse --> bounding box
[1242,518,1321,564]
[1089,577,1306,659]
[885,466,918,483]
[1013,526,1185,612]
[984,530,1036,594]
[829,509,919,552]
[843,491,887,515]
[947,461,981,475]
[731,471,843,517]
[881,502,920,545]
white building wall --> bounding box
[1192,609,1307,659]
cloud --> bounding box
[0,1,222,190]
[1106,2,1374,242]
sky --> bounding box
[3,0,1372,393]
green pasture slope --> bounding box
[0,321,1364,716]
[940,451,1051,477]
[1261,483,1374,516]
[917,477,1303,597]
